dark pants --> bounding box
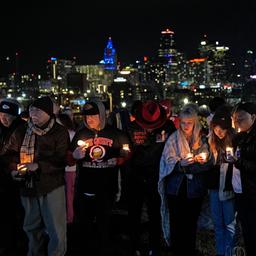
[128,177,161,252]
[167,190,203,256]
[74,192,114,256]
[236,194,256,256]
[0,189,26,256]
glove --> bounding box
[73,147,86,160]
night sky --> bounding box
[1,0,256,75]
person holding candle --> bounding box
[4,96,70,256]
[231,102,256,256]
[159,104,212,256]
[207,106,236,256]
[69,100,131,256]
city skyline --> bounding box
[1,0,256,74]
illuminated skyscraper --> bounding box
[158,28,176,62]
[103,37,117,71]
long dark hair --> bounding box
[208,123,235,162]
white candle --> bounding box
[122,144,130,151]
[77,140,89,148]
[226,147,234,160]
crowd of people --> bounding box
[0,95,255,256]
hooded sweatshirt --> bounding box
[70,100,130,195]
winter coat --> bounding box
[4,119,70,197]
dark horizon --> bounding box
[1,0,256,74]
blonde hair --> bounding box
[179,105,202,150]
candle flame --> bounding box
[122,144,130,151]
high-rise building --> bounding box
[158,29,176,61]
[198,37,231,87]
[242,50,256,82]
[103,37,117,71]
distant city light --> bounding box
[51,57,57,61]
[120,70,131,75]
[121,102,127,108]
[216,46,229,51]
[199,85,206,89]
[201,41,206,46]
[189,58,206,63]
[183,98,189,105]
[114,77,127,82]
[161,28,174,34]
[250,75,256,79]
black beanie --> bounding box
[31,96,53,116]
[211,107,232,130]
[0,100,19,116]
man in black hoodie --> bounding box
[70,100,131,256]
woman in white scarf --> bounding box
[158,105,212,256]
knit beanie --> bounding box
[0,99,19,116]
[31,96,53,116]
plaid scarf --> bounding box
[20,118,55,164]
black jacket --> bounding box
[127,119,176,182]
[234,122,256,196]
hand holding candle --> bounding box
[73,140,89,160]
[77,140,89,149]
[196,152,208,164]
[181,153,194,166]
[226,146,234,161]
[17,163,28,174]
[122,144,130,151]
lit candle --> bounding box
[122,144,130,151]
[17,164,27,173]
[226,146,234,160]
[77,140,89,148]
[237,128,241,133]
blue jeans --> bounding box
[209,190,236,255]
[21,186,66,256]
